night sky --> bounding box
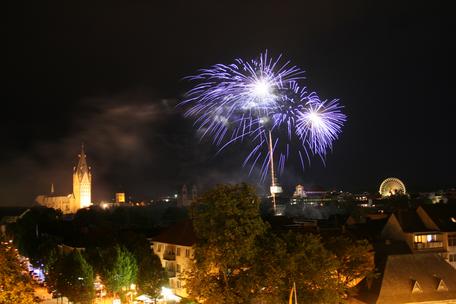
[2,0,455,206]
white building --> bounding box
[151,220,196,298]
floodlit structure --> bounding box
[36,145,92,213]
[379,177,406,197]
[115,192,126,204]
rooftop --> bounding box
[420,204,456,232]
[153,219,196,246]
[377,253,456,304]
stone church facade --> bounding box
[36,145,92,214]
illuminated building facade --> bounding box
[36,145,92,214]
[115,192,126,204]
[151,220,196,298]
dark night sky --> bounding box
[2,0,455,205]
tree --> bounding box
[137,253,167,298]
[50,250,95,304]
[281,232,341,304]
[186,183,267,303]
[0,243,35,304]
[101,245,138,296]
[325,235,374,296]
[117,231,167,299]
[12,207,61,267]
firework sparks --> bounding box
[296,98,346,156]
[180,52,346,178]
[181,51,304,147]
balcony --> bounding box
[414,241,443,250]
[163,252,176,260]
[167,269,176,277]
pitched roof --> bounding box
[153,219,196,246]
[376,253,456,304]
[420,204,456,232]
[394,210,431,233]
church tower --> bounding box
[72,144,92,211]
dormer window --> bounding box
[436,278,448,291]
[411,280,423,293]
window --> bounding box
[448,235,456,247]
[185,248,190,257]
[176,280,181,288]
[157,244,162,253]
[449,254,456,263]
[177,264,181,273]
[427,234,436,242]
[176,247,181,256]
[414,234,439,243]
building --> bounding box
[36,145,92,214]
[178,184,197,207]
[115,192,126,204]
[381,205,456,268]
[376,253,456,304]
[151,220,196,298]
[290,184,332,205]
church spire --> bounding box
[75,143,90,181]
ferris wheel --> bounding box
[379,177,406,197]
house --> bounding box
[376,253,456,304]
[381,205,456,268]
[417,205,456,268]
[151,220,196,298]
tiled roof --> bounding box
[153,219,196,246]
[377,253,456,304]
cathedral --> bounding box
[36,145,92,214]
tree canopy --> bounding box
[185,183,374,304]
[0,242,35,304]
[48,250,95,304]
[188,183,267,303]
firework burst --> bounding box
[180,52,346,178]
[181,52,304,147]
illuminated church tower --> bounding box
[72,144,92,210]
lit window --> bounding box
[427,234,436,242]
[157,244,162,252]
[185,249,190,257]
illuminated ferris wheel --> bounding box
[379,177,406,197]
